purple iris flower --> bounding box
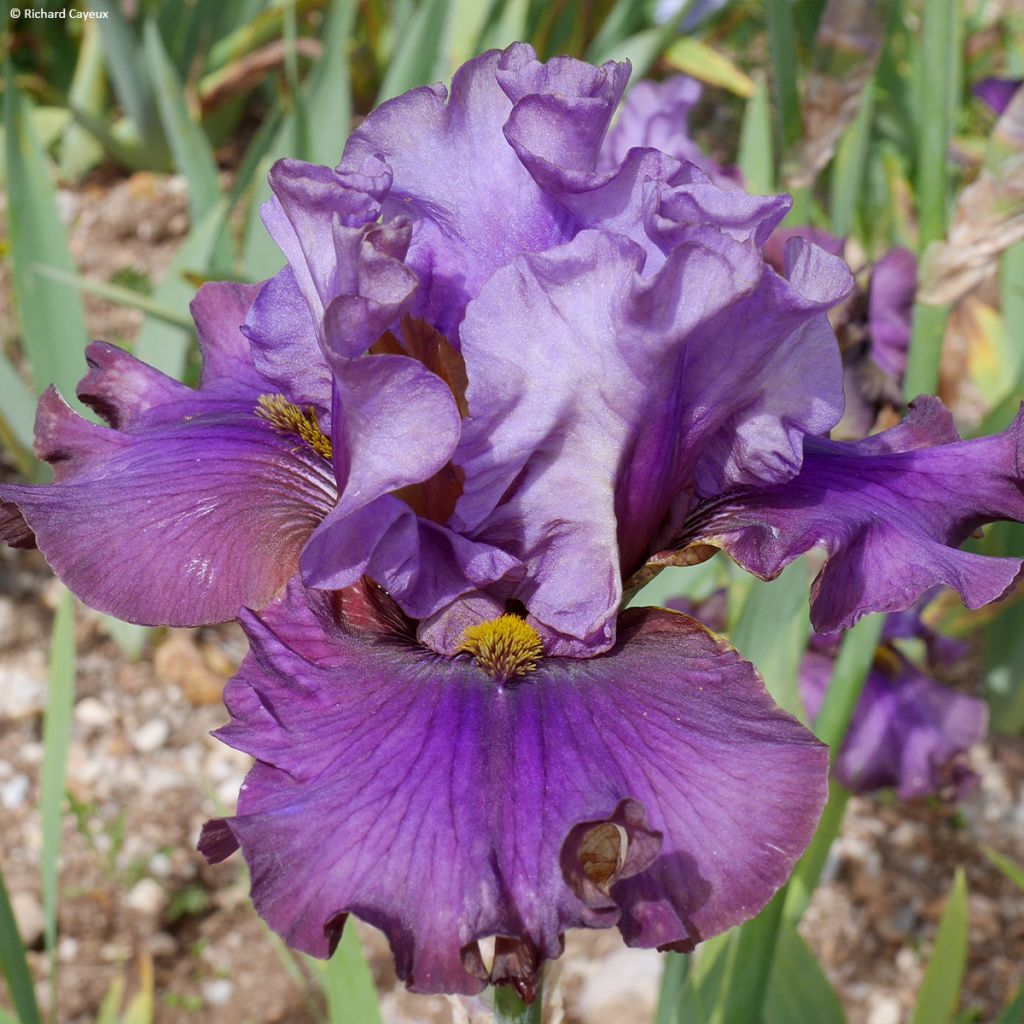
[668,591,987,799]
[973,77,1024,116]
[2,45,1023,998]
[800,615,987,800]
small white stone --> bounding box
[131,718,170,754]
[201,979,234,1007]
[11,891,44,947]
[148,852,172,878]
[58,936,79,963]
[126,878,167,917]
[867,995,902,1024]
[0,775,30,811]
[75,697,114,729]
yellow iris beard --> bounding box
[458,614,545,680]
[255,394,333,461]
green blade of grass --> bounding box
[34,265,194,330]
[738,74,775,194]
[910,868,968,1024]
[1000,241,1024,388]
[4,65,90,408]
[782,778,851,926]
[662,37,755,98]
[654,952,689,1024]
[205,0,318,75]
[729,561,811,722]
[812,613,886,750]
[90,0,166,157]
[95,975,126,1024]
[40,588,76,1018]
[282,0,310,161]
[997,984,1024,1024]
[830,77,876,235]
[58,18,106,179]
[904,301,952,399]
[0,866,42,1024]
[714,887,786,1024]
[589,0,693,83]
[585,0,648,63]
[241,0,356,280]
[377,0,452,102]
[671,931,733,1024]
[983,847,1024,891]
[766,0,803,150]
[474,0,530,54]
[143,19,232,270]
[134,200,230,380]
[764,923,846,1024]
[303,0,357,167]
[904,0,958,398]
[0,353,37,477]
[142,21,222,223]
[317,924,381,1024]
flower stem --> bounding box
[493,979,544,1024]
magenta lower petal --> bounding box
[200,584,827,995]
[680,397,1024,631]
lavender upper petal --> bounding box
[681,397,1024,632]
[200,585,826,994]
[339,46,570,336]
[242,267,332,413]
[300,495,519,620]
[451,228,847,650]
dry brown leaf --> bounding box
[919,88,1024,306]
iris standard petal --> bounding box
[678,397,1024,631]
[200,583,827,996]
[453,229,847,649]
[300,495,520,620]
[242,267,332,413]
[340,46,570,335]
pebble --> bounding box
[58,937,79,963]
[154,632,228,706]
[11,891,44,947]
[126,878,167,917]
[149,931,177,957]
[0,662,47,719]
[0,775,29,811]
[148,852,172,878]
[867,994,902,1024]
[201,979,234,1007]
[75,697,114,729]
[131,718,170,754]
